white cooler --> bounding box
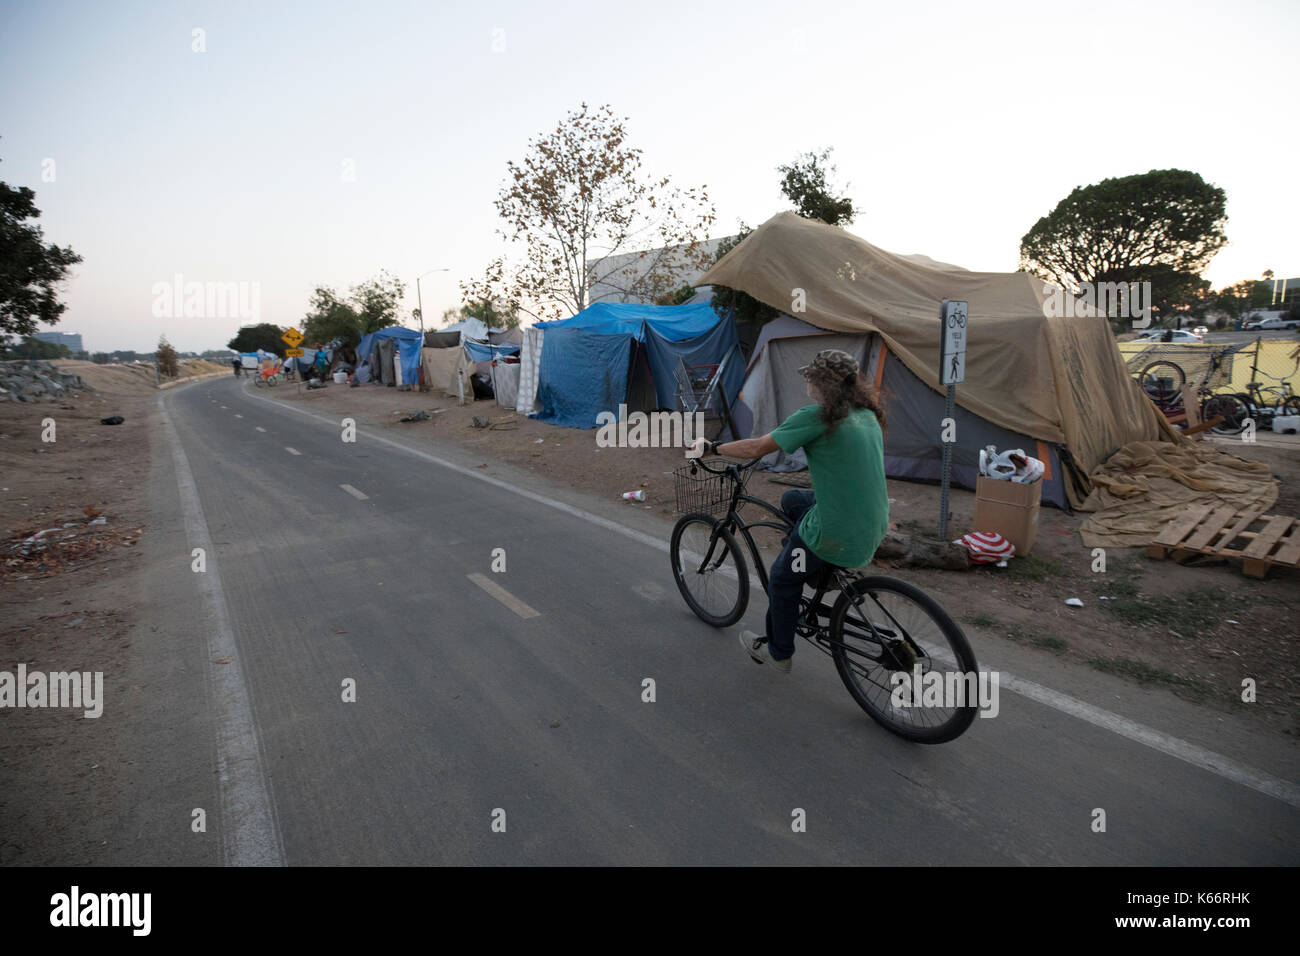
[1272,414,1299,434]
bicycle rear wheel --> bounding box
[1139,361,1185,408]
[829,577,979,744]
[670,513,749,627]
[1203,393,1249,434]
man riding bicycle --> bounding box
[688,349,889,673]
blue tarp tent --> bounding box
[356,326,424,384]
[464,340,521,362]
[532,302,743,429]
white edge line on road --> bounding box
[285,447,301,456]
[468,573,540,619]
[340,483,369,500]
[159,395,285,866]
[238,383,1300,809]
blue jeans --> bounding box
[764,490,825,661]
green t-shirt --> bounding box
[770,404,889,568]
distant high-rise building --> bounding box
[32,330,84,353]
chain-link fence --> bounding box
[1119,338,1300,398]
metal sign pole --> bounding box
[939,383,955,539]
[937,300,968,540]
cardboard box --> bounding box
[972,476,1041,556]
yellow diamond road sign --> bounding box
[282,327,304,347]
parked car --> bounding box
[1257,316,1299,331]
[1135,328,1204,343]
[1192,326,1209,337]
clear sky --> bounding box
[1,0,1295,353]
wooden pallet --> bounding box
[1147,504,1300,578]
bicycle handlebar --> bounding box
[687,455,762,479]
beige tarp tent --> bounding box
[698,212,1177,509]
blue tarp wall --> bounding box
[533,302,744,428]
[356,326,424,384]
[464,340,521,362]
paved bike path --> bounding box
[124,377,1298,864]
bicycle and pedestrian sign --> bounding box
[940,300,967,385]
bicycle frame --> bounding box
[686,464,918,669]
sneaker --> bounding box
[739,630,792,673]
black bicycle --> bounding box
[669,456,979,744]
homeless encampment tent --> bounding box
[421,321,523,402]
[697,212,1176,510]
[355,327,423,386]
[526,302,744,429]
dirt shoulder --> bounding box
[0,370,157,865]
[272,379,1300,738]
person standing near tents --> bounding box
[687,349,889,673]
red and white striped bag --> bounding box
[958,531,1016,564]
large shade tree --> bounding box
[0,170,82,347]
[1018,169,1227,328]
[227,323,286,356]
[301,270,407,346]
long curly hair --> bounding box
[809,370,888,436]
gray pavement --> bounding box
[107,377,1300,865]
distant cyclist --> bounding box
[688,349,889,673]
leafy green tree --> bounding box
[4,336,70,359]
[350,270,406,334]
[460,298,520,329]
[301,271,406,345]
[1019,169,1227,330]
[777,148,856,226]
[1213,274,1276,323]
[156,335,179,378]
[227,323,286,356]
[655,284,696,306]
[0,172,82,347]
[302,286,362,345]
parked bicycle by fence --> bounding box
[1135,344,1252,435]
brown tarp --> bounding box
[420,347,462,399]
[1078,441,1278,548]
[697,212,1176,507]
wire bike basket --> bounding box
[673,459,747,516]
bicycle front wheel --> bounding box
[670,513,749,627]
[830,577,979,744]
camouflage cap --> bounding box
[799,348,860,383]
